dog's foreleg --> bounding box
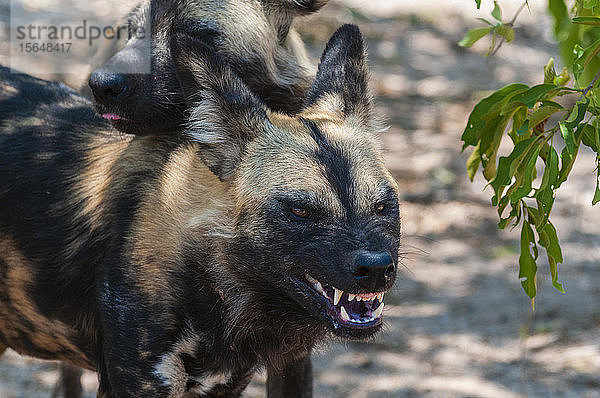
[266,352,312,398]
[60,363,83,398]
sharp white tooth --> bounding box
[377,292,385,302]
[315,282,327,297]
[348,294,356,302]
[334,288,343,305]
[314,281,323,293]
[306,274,329,298]
[373,302,385,318]
[340,306,350,321]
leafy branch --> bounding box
[460,0,600,304]
[459,0,528,56]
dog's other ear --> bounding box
[304,24,376,129]
[280,0,329,14]
[264,0,330,45]
[171,33,270,181]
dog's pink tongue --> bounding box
[102,113,122,120]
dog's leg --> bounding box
[266,352,312,398]
[60,363,83,398]
[95,388,110,398]
[52,363,82,398]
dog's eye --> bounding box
[291,207,310,219]
[374,202,386,215]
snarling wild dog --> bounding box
[89,0,328,136]
[0,24,400,397]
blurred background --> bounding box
[1,0,599,397]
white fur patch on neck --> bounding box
[153,325,203,397]
[189,372,232,395]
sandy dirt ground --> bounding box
[0,0,599,397]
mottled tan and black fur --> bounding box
[0,25,400,397]
[89,0,328,136]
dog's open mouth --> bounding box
[305,274,385,328]
[97,109,135,132]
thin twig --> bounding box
[490,0,529,56]
[582,68,600,96]
[509,0,529,25]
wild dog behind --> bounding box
[88,0,329,136]
[0,24,400,397]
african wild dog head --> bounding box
[89,0,328,136]
[174,24,400,341]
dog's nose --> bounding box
[89,69,128,104]
[352,250,395,291]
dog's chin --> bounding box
[288,274,388,341]
[331,320,383,340]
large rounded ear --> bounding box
[171,33,271,181]
[304,24,375,128]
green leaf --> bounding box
[573,39,600,88]
[490,137,537,200]
[519,219,538,299]
[477,17,494,26]
[583,0,599,9]
[461,84,528,149]
[556,146,576,188]
[538,221,565,293]
[528,102,564,130]
[559,121,576,155]
[539,145,559,192]
[475,0,482,9]
[459,27,493,47]
[594,160,600,205]
[498,202,521,229]
[581,123,600,152]
[509,144,541,202]
[544,58,557,84]
[573,40,600,87]
[534,145,559,229]
[582,38,600,71]
[538,221,563,263]
[565,100,589,129]
[480,108,525,180]
[492,1,502,21]
[572,16,600,27]
[509,84,560,109]
[466,143,482,181]
[548,0,572,42]
[511,107,529,141]
[573,44,585,60]
[483,150,498,181]
[548,0,570,39]
[556,67,571,86]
